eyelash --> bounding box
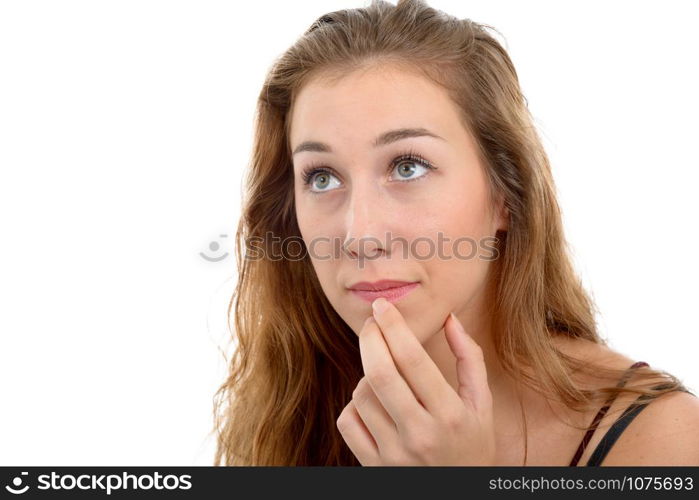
[300,148,437,194]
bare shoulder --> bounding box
[601,389,699,465]
[549,335,699,465]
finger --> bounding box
[359,316,429,432]
[337,401,380,466]
[351,375,400,452]
[444,312,492,413]
[370,298,459,414]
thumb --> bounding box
[444,312,492,412]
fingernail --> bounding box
[372,298,389,315]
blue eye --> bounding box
[303,168,342,193]
[389,156,433,182]
[300,150,437,195]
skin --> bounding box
[343,297,495,465]
[289,64,699,465]
[289,63,505,465]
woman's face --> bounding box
[290,64,507,343]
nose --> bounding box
[342,183,387,260]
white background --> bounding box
[1,0,697,465]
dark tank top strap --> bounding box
[568,361,649,466]
[585,394,651,465]
[585,379,686,466]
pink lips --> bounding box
[347,280,420,304]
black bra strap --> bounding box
[585,382,683,466]
[568,361,648,466]
[585,396,650,466]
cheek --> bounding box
[409,173,493,259]
[299,225,337,287]
[308,257,337,302]
[296,210,342,306]
[427,256,490,306]
[296,197,333,256]
[412,174,494,311]
[294,194,314,239]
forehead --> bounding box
[289,65,464,151]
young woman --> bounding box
[213,0,699,466]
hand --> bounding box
[336,297,496,465]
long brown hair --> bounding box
[213,0,691,465]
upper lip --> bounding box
[347,279,419,291]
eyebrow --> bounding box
[291,127,445,156]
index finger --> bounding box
[358,315,429,431]
[370,298,460,414]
